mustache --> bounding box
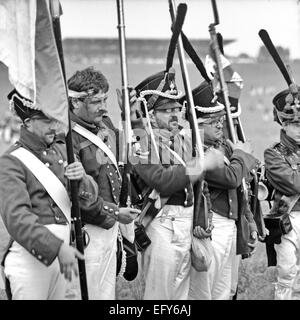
[46,130,56,135]
[168,115,178,123]
[96,109,108,116]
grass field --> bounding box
[1,41,299,299]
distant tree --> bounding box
[257,45,290,62]
[238,53,250,59]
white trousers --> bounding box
[189,212,237,300]
[4,224,70,300]
[230,254,241,298]
[66,222,119,300]
[142,205,193,300]
[274,210,300,300]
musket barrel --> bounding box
[169,0,204,164]
[209,23,236,143]
[116,0,132,149]
[116,0,133,207]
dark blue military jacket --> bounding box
[132,128,194,209]
[265,129,300,212]
[0,126,99,267]
[71,113,122,228]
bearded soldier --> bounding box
[264,84,300,300]
[131,69,223,300]
[0,90,99,300]
[185,82,259,300]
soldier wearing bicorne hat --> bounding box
[0,89,100,300]
[264,83,300,300]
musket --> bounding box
[256,28,300,235]
[169,1,204,162]
[209,0,236,143]
[209,0,252,191]
[50,0,88,300]
[208,0,250,195]
[212,29,247,143]
[215,31,265,236]
[168,1,207,228]
[258,28,300,223]
[116,0,134,208]
[258,29,292,86]
[209,1,268,253]
[133,3,189,231]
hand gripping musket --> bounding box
[168,1,207,228]
[50,0,89,300]
[116,0,134,208]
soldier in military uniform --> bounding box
[264,84,300,300]
[0,89,100,300]
[67,67,140,300]
[132,69,223,300]
[185,82,259,300]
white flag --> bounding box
[0,0,68,132]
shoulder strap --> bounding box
[282,194,300,214]
[10,147,71,224]
[73,123,120,177]
[163,144,186,166]
[223,155,230,165]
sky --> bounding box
[60,0,300,59]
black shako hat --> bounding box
[217,91,241,118]
[179,81,226,120]
[135,67,183,115]
[7,88,46,122]
[134,2,187,115]
[272,84,300,124]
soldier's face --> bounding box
[25,116,59,145]
[76,90,108,125]
[283,121,300,143]
[199,116,224,144]
[154,106,181,133]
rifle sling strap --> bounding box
[73,123,121,178]
[141,145,187,228]
[281,194,300,215]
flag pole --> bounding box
[50,0,89,300]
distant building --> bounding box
[60,0,300,59]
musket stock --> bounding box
[180,32,211,83]
[258,29,292,86]
[166,3,187,72]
